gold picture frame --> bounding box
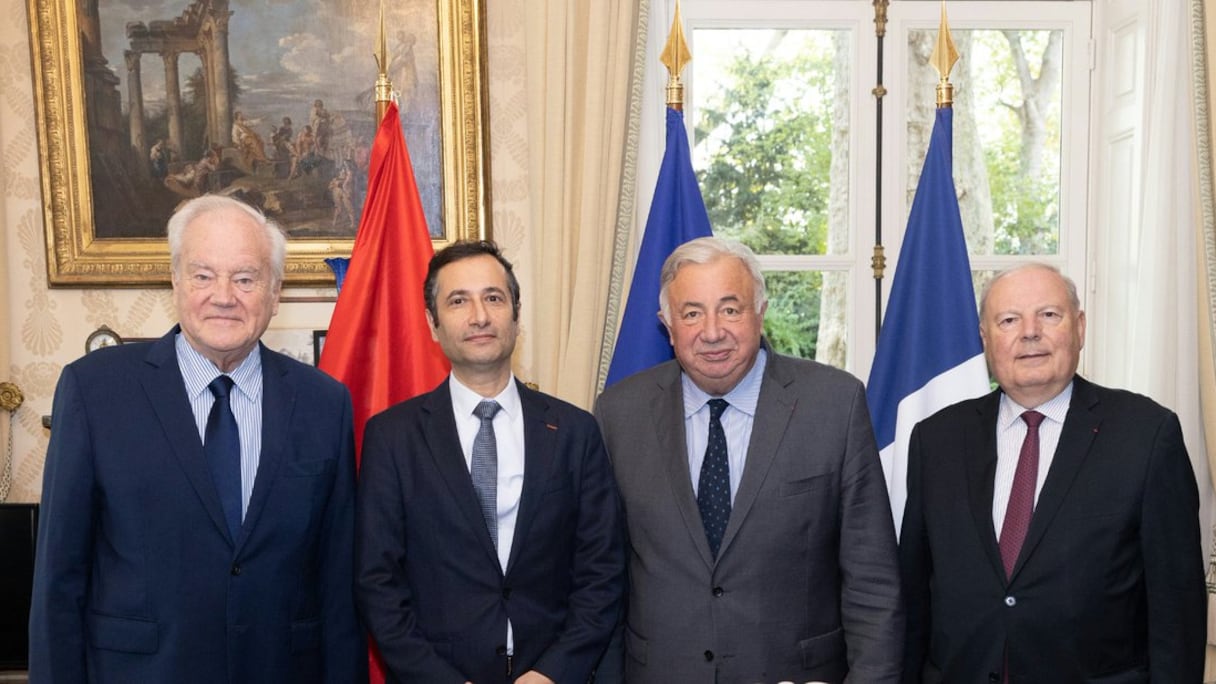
[28,0,489,287]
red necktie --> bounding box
[999,410,1045,579]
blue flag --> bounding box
[605,107,713,386]
[867,107,989,532]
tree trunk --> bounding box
[815,31,851,368]
[1002,30,1062,179]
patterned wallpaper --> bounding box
[0,0,533,503]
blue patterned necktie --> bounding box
[204,375,242,539]
[697,398,731,559]
[471,400,502,547]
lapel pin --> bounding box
[545,423,558,431]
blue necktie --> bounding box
[205,376,242,539]
[472,400,501,547]
[697,398,731,559]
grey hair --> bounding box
[166,195,287,286]
[658,236,768,322]
[979,261,1081,320]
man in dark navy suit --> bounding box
[29,195,366,683]
[900,263,1205,683]
[355,240,625,684]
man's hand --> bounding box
[514,671,555,684]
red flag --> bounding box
[320,102,450,454]
[319,102,450,683]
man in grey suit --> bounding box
[595,237,902,683]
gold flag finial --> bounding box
[374,0,394,122]
[660,0,692,110]
[930,0,960,108]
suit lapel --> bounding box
[139,329,233,544]
[421,382,502,569]
[505,382,557,575]
[1010,378,1102,580]
[717,354,793,562]
[238,346,292,552]
[966,391,1006,582]
[652,366,717,569]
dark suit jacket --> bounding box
[28,327,366,683]
[594,351,903,684]
[900,376,1206,684]
[354,378,626,684]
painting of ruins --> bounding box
[28,0,488,286]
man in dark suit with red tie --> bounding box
[355,241,626,684]
[899,263,1206,683]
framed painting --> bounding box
[28,0,489,287]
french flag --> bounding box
[866,107,989,534]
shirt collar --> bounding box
[175,333,263,402]
[448,373,522,420]
[998,380,1073,429]
[681,347,767,419]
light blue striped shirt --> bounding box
[176,334,264,522]
[682,348,768,503]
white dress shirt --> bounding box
[992,382,1073,539]
[448,374,525,652]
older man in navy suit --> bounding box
[29,195,366,682]
[355,240,626,684]
[900,263,1205,683]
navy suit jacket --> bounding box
[29,328,366,683]
[900,376,1206,683]
[355,378,626,684]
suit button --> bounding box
[989,673,1000,683]
[502,587,512,600]
[230,564,241,576]
[1004,596,1016,607]
[712,586,724,597]
[703,650,714,662]
[496,645,507,656]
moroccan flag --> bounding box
[866,107,989,533]
[318,101,450,457]
[605,107,713,386]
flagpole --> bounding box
[661,0,691,111]
[872,0,889,342]
[932,0,960,109]
[374,0,393,124]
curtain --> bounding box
[1194,0,1216,675]
[520,0,647,408]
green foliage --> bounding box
[761,271,822,359]
[693,32,842,360]
[694,35,836,256]
[970,30,1061,255]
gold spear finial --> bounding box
[930,0,960,108]
[660,0,692,110]
[374,0,394,122]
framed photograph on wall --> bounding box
[27,0,489,287]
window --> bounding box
[672,0,1090,379]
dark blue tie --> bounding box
[697,398,731,559]
[205,376,242,539]
[471,400,501,547]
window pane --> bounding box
[906,29,1063,256]
[762,270,847,369]
[692,29,851,257]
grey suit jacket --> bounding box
[594,350,902,684]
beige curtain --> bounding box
[0,183,12,501]
[1196,0,1216,676]
[520,0,647,408]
